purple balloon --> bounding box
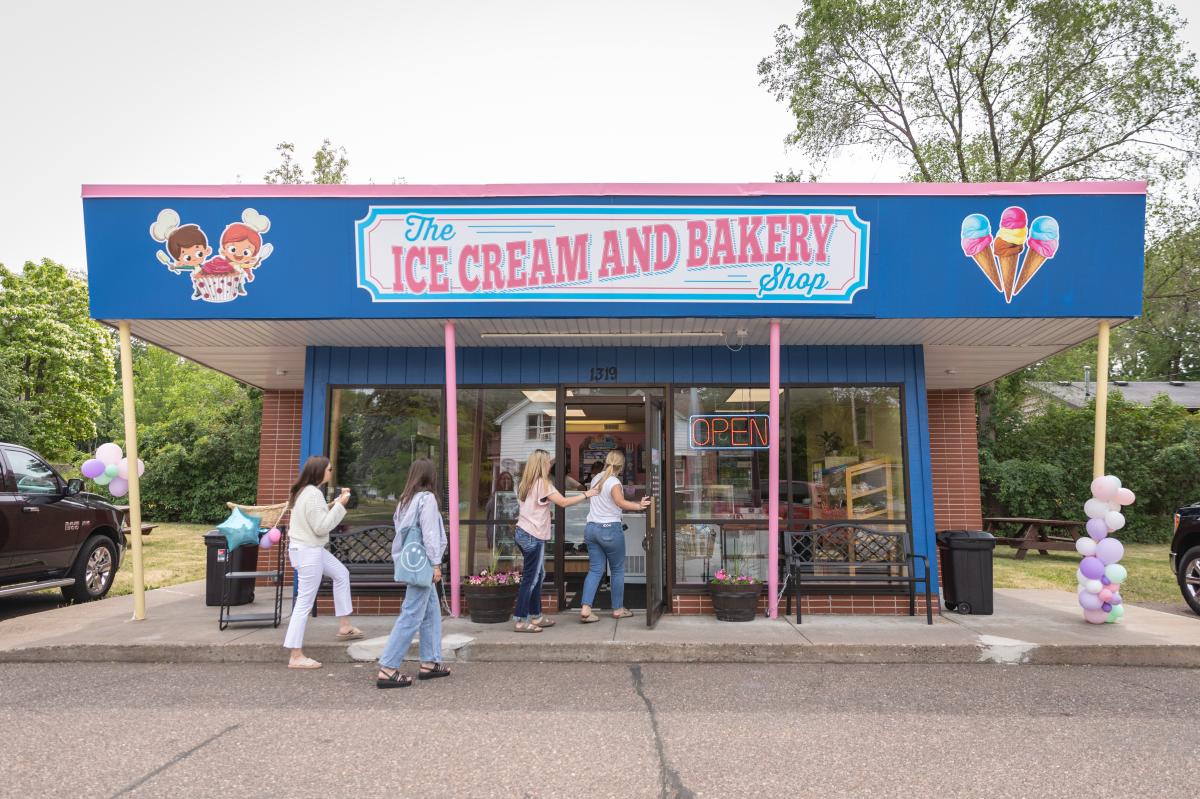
[1080,556,1105,580]
[1110,592,1122,606]
[1101,602,1112,612]
[1101,576,1111,586]
[80,458,105,479]
[1086,517,1108,541]
[1079,591,1103,611]
[1096,537,1124,566]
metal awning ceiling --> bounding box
[110,316,1125,392]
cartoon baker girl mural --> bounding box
[149,208,273,303]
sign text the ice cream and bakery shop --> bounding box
[355,206,870,304]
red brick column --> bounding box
[255,390,303,578]
[927,388,984,531]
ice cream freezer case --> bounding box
[562,496,647,585]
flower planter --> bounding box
[709,583,761,622]
[463,583,519,624]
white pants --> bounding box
[283,545,351,650]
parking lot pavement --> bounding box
[0,661,1194,798]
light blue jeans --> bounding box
[379,582,442,669]
[581,521,625,610]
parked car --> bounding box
[0,443,126,602]
[1170,501,1200,615]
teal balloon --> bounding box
[1105,604,1125,623]
[103,463,119,478]
[94,473,112,486]
[1104,563,1128,584]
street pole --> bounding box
[1092,321,1111,479]
[118,321,146,620]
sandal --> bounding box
[531,615,556,627]
[376,668,412,689]
[514,621,543,633]
[612,609,635,619]
[288,657,322,670]
[336,627,364,641]
[580,612,601,624]
[418,663,451,680]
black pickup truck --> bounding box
[1170,502,1200,615]
[0,443,126,602]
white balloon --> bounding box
[1084,579,1103,594]
[1107,501,1121,513]
[1075,538,1098,557]
[1084,498,1109,519]
[1104,510,1126,531]
[1076,569,1088,585]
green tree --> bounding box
[263,139,350,184]
[759,0,1200,183]
[0,259,114,459]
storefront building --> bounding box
[83,182,1145,621]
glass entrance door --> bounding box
[644,396,666,626]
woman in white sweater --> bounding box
[282,456,361,669]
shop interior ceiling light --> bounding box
[479,331,724,339]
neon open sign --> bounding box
[688,414,770,450]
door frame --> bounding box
[553,385,672,615]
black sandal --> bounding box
[376,668,412,689]
[418,663,451,680]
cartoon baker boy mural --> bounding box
[149,208,274,303]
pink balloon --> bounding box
[137,459,145,477]
[96,443,122,466]
[108,477,129,497]
[1115,487,1135,506]
[117,458,130,479]
[1083,609,1109,624]
[1098,589,1113,602]
[267,528,282,544]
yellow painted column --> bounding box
[1092,321,1111,480]
[118,321,146,620]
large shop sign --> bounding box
[355,206,870,304]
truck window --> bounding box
[3,449,60,495]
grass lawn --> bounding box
[991,543,1180,605]
[111,522,212,597]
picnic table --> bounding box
[983,517,1084,560]
[113,504,158,537]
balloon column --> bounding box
[79,443,145,499]
[1077,475,1134,624]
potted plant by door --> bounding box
[462,567,521,624]
[708,565,761,622]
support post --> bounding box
[768,321,781,618]
[1093,321,1111,479]
[445,321,461,616]
[118,322,146,621]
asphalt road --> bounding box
[0,661,1192,798]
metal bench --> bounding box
[311,525,447,615]
[783,523,932,624]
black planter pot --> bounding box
[463,583,519,624]
[709,583,761,622]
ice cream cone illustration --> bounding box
[993,206,1028,302]
[1013,215,1059,297]
[960,213,1002,293]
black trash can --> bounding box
[203,530,257,607]
[936,530,996,614]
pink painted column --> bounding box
[768,320,781,618]
[445,321,461,617]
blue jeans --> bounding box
[513,527,545,620]
[581,521,625,610]
[379,582,442,669]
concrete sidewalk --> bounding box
[1,580,1197,667]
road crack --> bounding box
[630,664,694,799]
[109,723,241,798]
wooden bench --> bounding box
[783,523,932,624]
[113,505,158,536]
[984,517,1084,560]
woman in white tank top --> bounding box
[580,450,650,623]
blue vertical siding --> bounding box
[299,343,938,589]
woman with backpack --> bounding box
[376,458,450,688]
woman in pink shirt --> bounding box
[512,449,598,632]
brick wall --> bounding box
[673,593,937,616]
[927,389,984,532]
[255,389,303,577]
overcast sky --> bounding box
[1,0,1197,272]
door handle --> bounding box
[648,497,656,529]
[22,506,39,513]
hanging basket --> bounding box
[226,501,288,530]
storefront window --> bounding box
[456,388,562,576]
[786,387,906,523]
[672,387,772,583]
[327,387,444,527]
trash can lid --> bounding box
[936,530,996,548]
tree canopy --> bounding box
[263,139,351,184]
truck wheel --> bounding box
[62,536,118,602]
[1179,545,1200,616]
